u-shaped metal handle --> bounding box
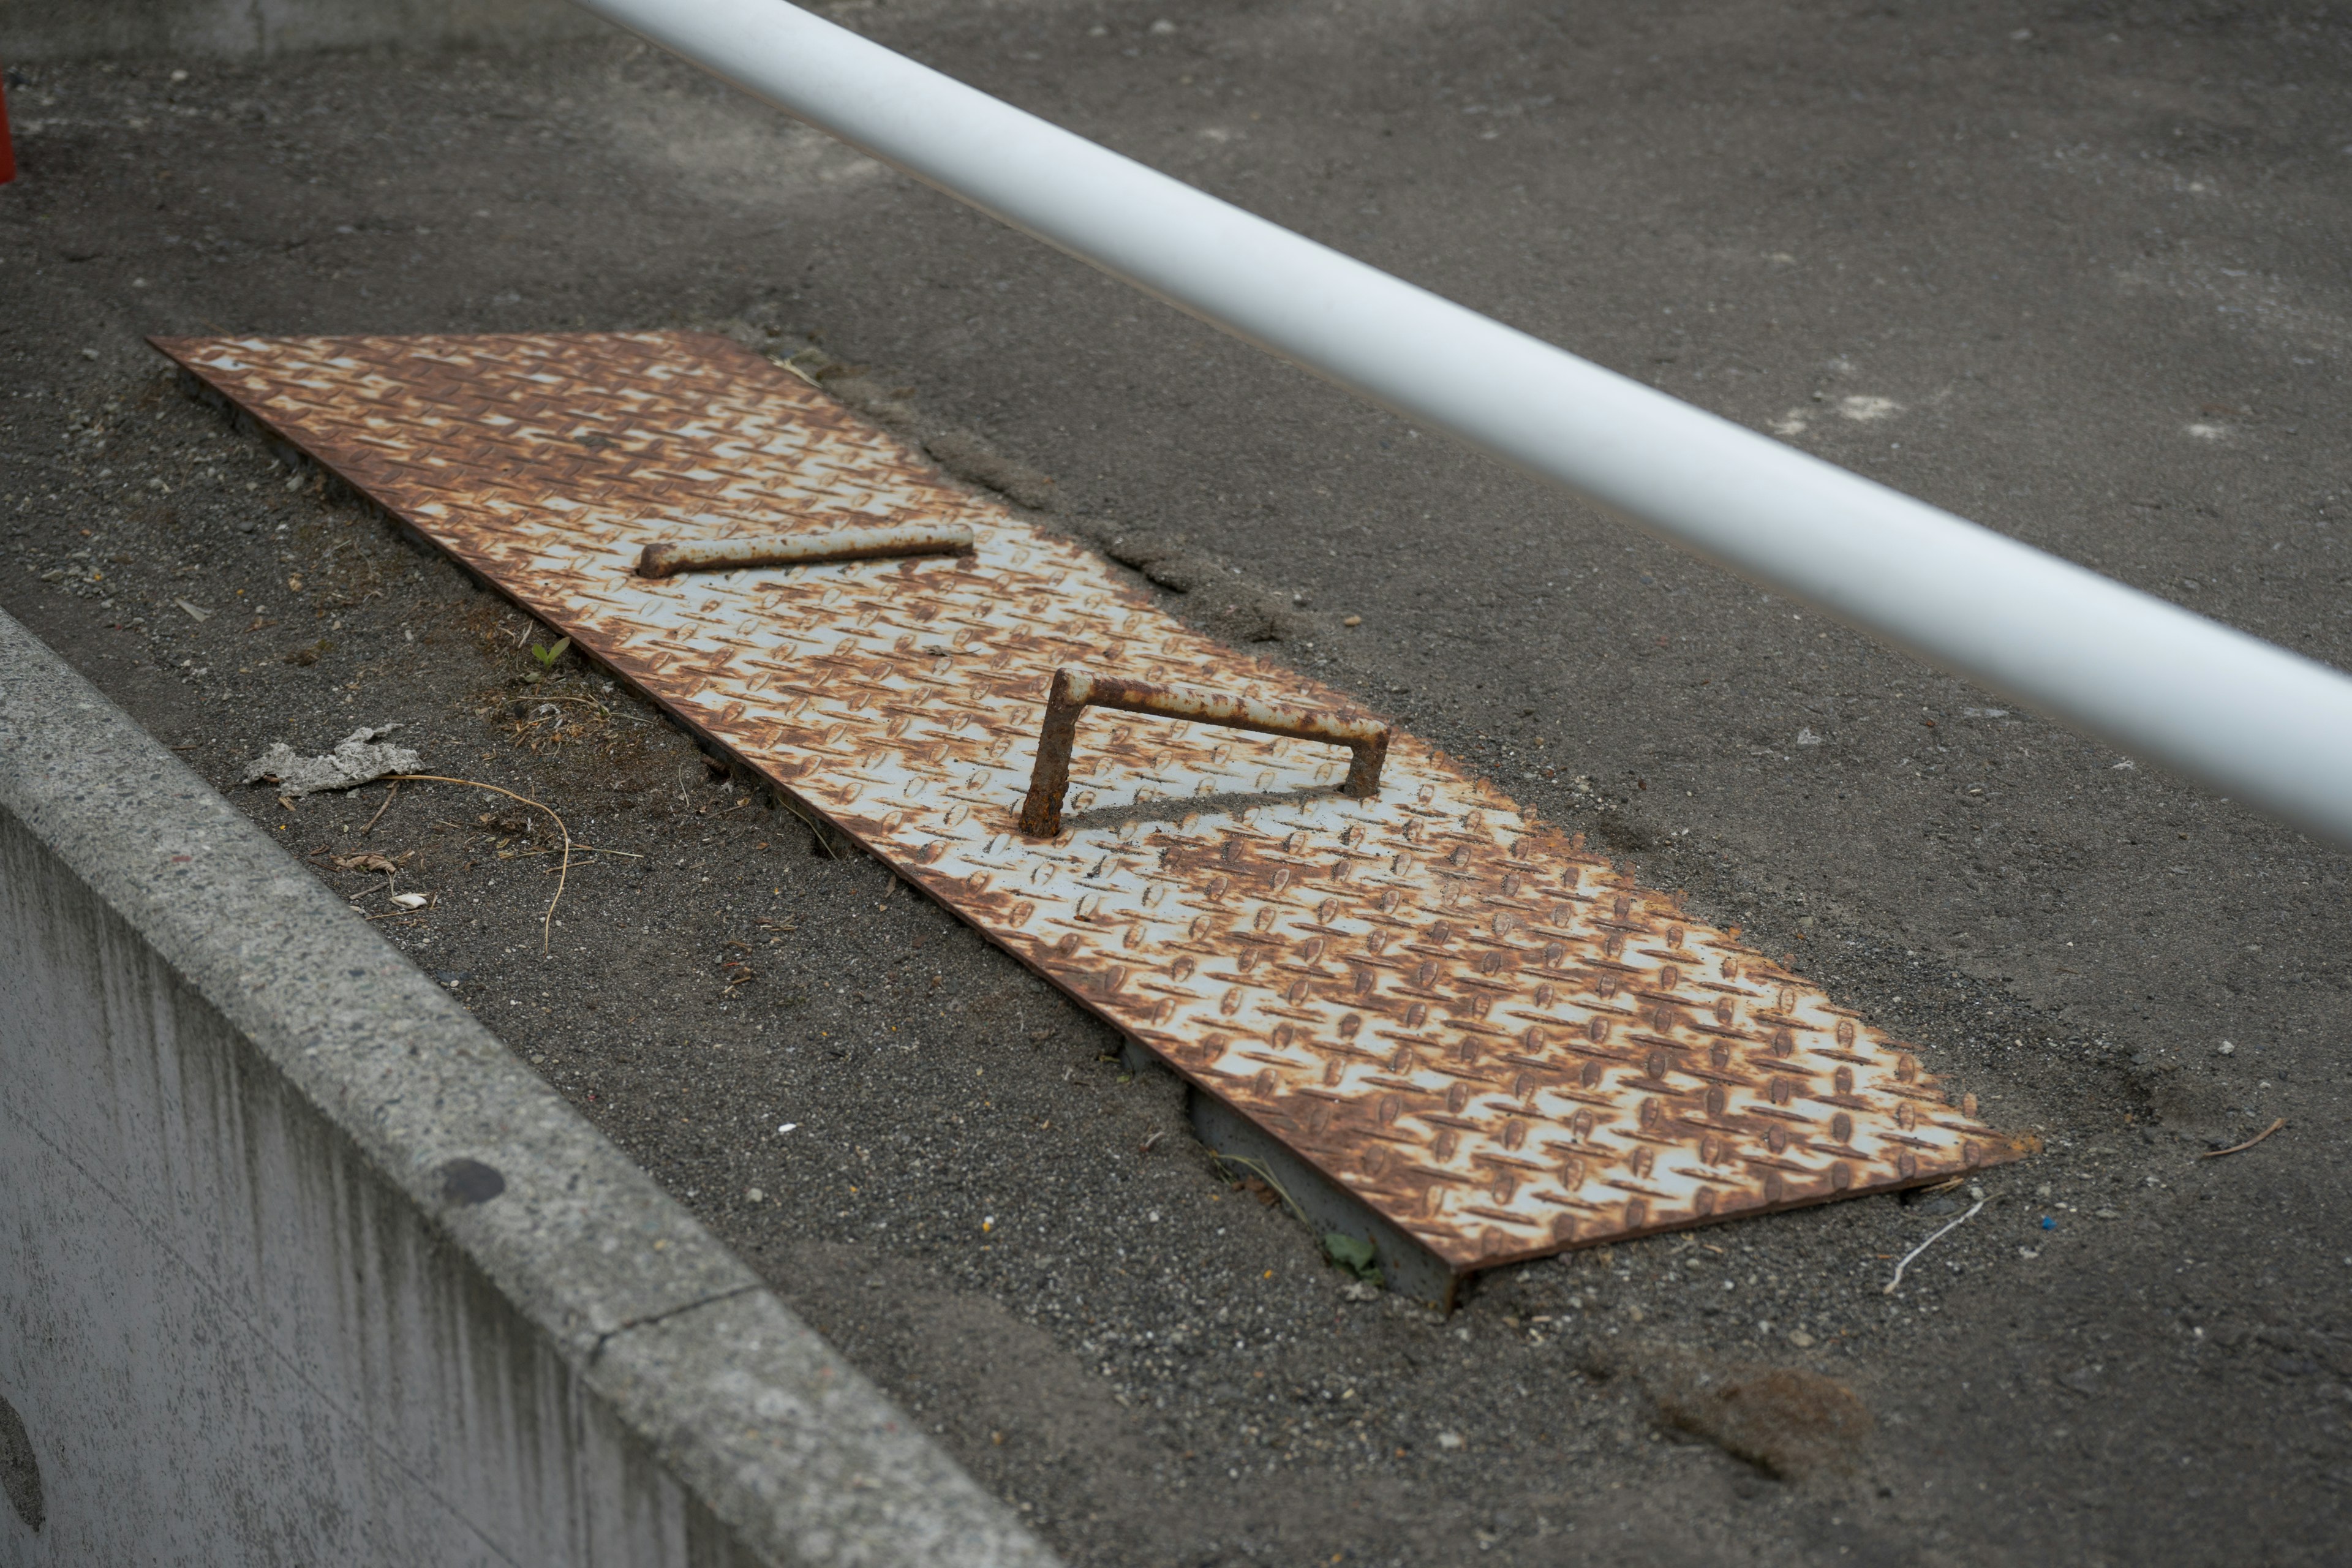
[1017,665,1389,837]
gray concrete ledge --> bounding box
[0,0,610,62]
[0,603,1053,1566]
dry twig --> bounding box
[361,781,399,836]
[388,774,572,954]
[2199,1117,2287,1160]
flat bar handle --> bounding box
[1017,665,1389,837]
[638,522,974,579]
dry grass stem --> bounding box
[1882,1199,1985,1295]
[361,781,398,835]
[388,774,573,953]
[2199,1117,2287,1160]
[775,792,841,859]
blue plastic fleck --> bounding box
[2040,1216,2057,1231]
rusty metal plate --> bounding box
[157,330,2030,1284]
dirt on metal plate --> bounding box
[156,330,2032,1283]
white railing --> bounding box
[575,0,2352,851]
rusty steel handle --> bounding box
[637,522,974,578]
[1017,665,1389,837]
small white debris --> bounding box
[2185,423,2225,440]
[2217,1041,2236,1056]
[175,598,211,621]
[1769,410,1810,437]
[1436,1431,1465,1450]
[1838,394,1903,423]
[389,892,429,910]
[777,1122,797,1134]
[243,725,421,796]
[1795,727,1823,746]
[744,1186,766,1202]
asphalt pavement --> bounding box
[4,3,2349,1562]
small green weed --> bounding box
[1322,1232,1379,1282]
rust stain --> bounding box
[1019,663,1390,837]
[156,330,2030,1280]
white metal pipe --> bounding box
[573,0,2352,851]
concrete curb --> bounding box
[0,604,1055,1566]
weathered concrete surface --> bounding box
[0,603,1052,1567]
[0,0,607,62]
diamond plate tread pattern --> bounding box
[157,331,2029,1277]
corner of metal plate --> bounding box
[1178,1068,1463,1313]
